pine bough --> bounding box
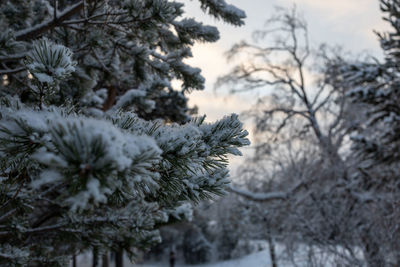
[0,0,248,265]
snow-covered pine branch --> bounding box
[0,0,248,265]
[0,100,249,264]
[25,38,76,85]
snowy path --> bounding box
[75,250,272,267]
[135,250,271,267]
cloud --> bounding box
[277,0,387,54]
[186,42,227,88]
[290,0,370,15]
[189,90,253,121]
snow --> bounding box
[73,249,271,267]
[26,38,76,84]
[191,249,271,267]
[113,88,156,112]
[169,202,194,221]
[32,72,55,84]
[30,169,63,189]
[174,18,220,43]
[82,243,361,267]
[115,89,147,109]
[216,1,246,21]
[75,246,346,267]
[80,89,107,108]
[164,249,271,267]
[200,0,246,26]
[0,106,248,212]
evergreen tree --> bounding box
[0,1,249,266]
[334,1,400,265]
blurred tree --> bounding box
[217,5,382,266]
[329,1,400,265]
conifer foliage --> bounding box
[333,1,400,264]
[0,0,248,265]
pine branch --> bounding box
[0,53,26,63]
[0,67,26,75]
[15,1,84,41]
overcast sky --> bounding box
[182,0,387,120]
[181,0,388,171]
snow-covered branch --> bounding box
[15,1,84,41]
[229,185,287,201]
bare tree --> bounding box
[218,7,361,171]
[218,6,373,266]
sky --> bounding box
[183,0,387,118]
[181,0,388,172]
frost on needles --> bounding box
[0,102,249,264]
[0,0,247,265]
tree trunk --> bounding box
[92,248,99,267]
[102,253,109,267]
[72,255,77,267]
[267,228,278,267]
[115,250,123,267]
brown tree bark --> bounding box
[102,86,117,111]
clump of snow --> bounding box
[113,88,155,112]
[199,0,246,26]
[30,169,63,189]
[80,88,108,108]
[66,178,112,211]
[25,38,76,84]
[174,18,220,43]
[169,202,193,221]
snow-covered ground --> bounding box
[75,249,271,267]
[74,243,364,267]
[136,250,271,267]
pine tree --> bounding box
[333,1,400,265]
[0,1,249,266]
